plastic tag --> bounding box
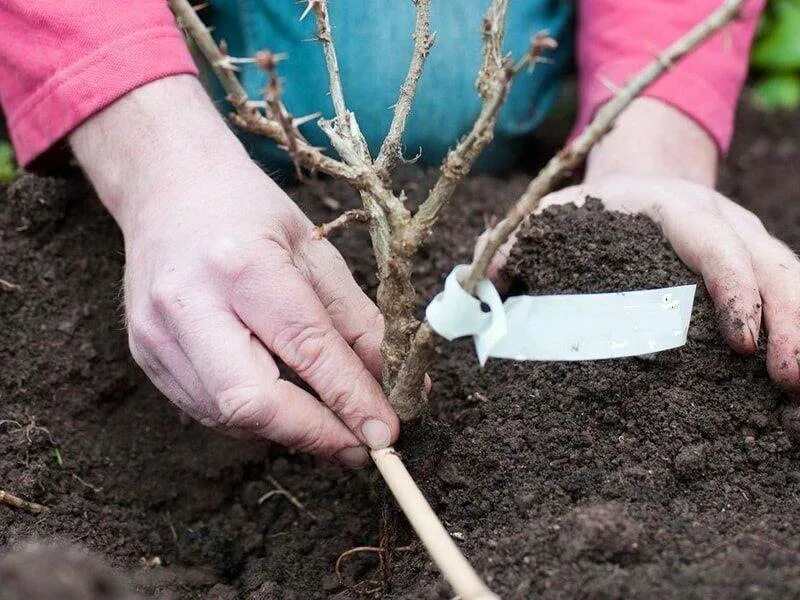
[425,265,696,365]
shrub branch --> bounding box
[462,0,745,293]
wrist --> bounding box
[584,98,718,187]
[69,75,259,230]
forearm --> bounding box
[584,97,718,187]
[69,74,261,231]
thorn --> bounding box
[213,58,240,72]
[597,74,621,95]
[254,50,288,70]
[299,0,320,21]
[191,2,209,10]
[292,112,322,127]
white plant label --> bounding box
[426,265,696,366]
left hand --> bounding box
[477,98,800,392]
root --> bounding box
[0,277,21,291]
[258,475,317,521]
[334,543,414,589]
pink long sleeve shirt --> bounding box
[0,0,763,168]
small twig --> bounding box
[72,473,102,494]
[258,475,317,521]
[376,0,434,171]
[257,51,304,177]
[0,490,48,514]
[462,0,744,293]
[313,209,370,239]
[0,277,21,291]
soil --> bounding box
[2,100,800,599]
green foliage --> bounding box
[0,141,17,183]
[753,73,800,109]
[751,0,800,110]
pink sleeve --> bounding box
[574,0,765,154]
[0,1,198,167]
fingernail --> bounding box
[361,419,391,450]
[335,446,369,469]
[747,317,759,350]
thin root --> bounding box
[334,544,415,585]
[258,475,317,521]
[0,277,21,291]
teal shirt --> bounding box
[205,0,573,174]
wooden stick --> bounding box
[0,490,48,514]
[462,0,745,293]
[370,448,498,600]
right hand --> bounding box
[69,75,398,468]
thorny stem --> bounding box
[306,0,347,121]
[168,0,366,186]
[477,0,509,100]
[376,0,434,171]
[462,0,746,294]
[409,32,557,249]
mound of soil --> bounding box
[1,101,799,599]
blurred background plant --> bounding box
[0,141,17,183]
[751,0,800,110]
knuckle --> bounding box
[288,419,330,456]
[274,323,332,375]
[352,309,384,352]
[150,277,189,318]
[128,317,166,354]
[215,384,276,431]
[204,236,249,280]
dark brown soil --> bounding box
[1,100,800,599]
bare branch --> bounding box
[376,0,434,171]
[307,0,347,120]
[256,51,304,177]
[168,0,248,107]
[477,0,509,100]
[168,0,364,184]
[462,0,745,294]
[408,32,557,249]
[312,209,370,239]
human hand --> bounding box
[532,175,800,392]
[70,75,398,467]
[477,99,800,392]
